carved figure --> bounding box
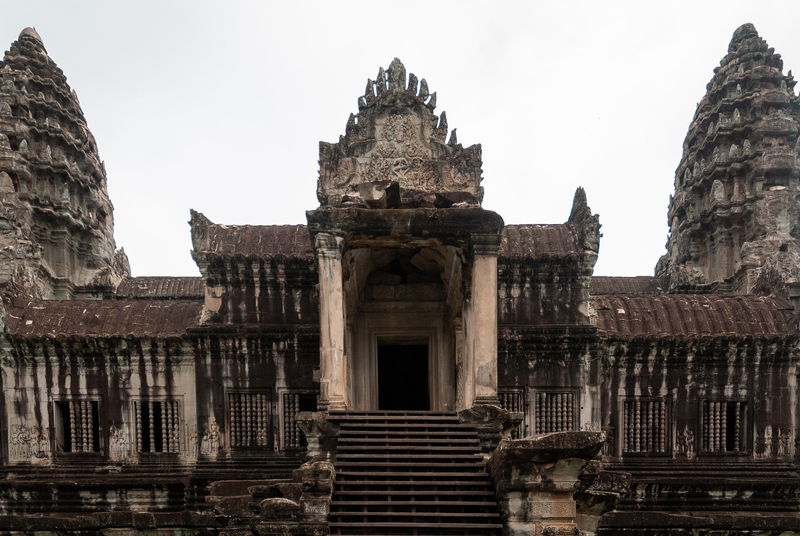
[778,428,790,457]
[17,424,30,458]
[200,416,220,455]
[189,426,198,457]
[109,424,128,462]
[685,426,695,459]
[29,425,49,458]
[763,426,774,458]
[676,426,687,457]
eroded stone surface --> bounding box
[658,23,800,295]
[317,58,484,207]
[0,28,127,300]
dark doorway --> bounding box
[378,344,429,410]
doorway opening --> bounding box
[378,344,429,410]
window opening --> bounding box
[55,400,100,453]
[134,400,180,453]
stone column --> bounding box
[471,234,501,406]
[315,233,348,411]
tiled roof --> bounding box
[116,277,204,299]
[592,294,797,339]
[6,300,202,338]
[590,276,663,295]
[199,222,580,261]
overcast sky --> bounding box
[2,1,800,277]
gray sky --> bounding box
[3,1,800,277]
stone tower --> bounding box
[657,23,800,296]
[0,28,127,301]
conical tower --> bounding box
[0,28,127,300]
[657,23,800,296]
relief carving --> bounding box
[10,422,49,460]
[109,424,129,462]
[200,416,221,456]
[316,58,484,206]
[676,424,695,459]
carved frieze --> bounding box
[317,58,483,206]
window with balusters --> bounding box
[532,390,577,434]
[498,388,526,439]
[134,400,180,454]
[701,400,749,454]
[282,391,318,449]
[54,399,101,453]
[621,398,670,455]
[228,391,272,449]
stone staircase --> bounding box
[328,411,502,535]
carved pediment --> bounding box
[318,58,483,207]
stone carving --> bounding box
[757,425,774,458]
[189,426,198,457]
[676,424,695,459]
[30,425,49,458]
[317,58,483,207]
[109,424,128,462]
[200,416,221,456]
[658,23,800,292]
[10,423,29,459]
[711,179,725,204]
[0,27,127,300]
[10,422,49,460]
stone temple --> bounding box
[0,23,798,535]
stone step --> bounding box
[336,453,484,462]
[337,444,481,452]
[332,489,496,498]
[330,411,500,535]
[338,429,478,437]
[335,461,485,471]
[328,521,502,535]
[331,500,497,509]
[337,471,488,480]
[337,436,479,445]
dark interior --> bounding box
[378,344,429,410]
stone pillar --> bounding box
[471,234,501,406]
[315,233,348,411]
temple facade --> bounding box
[0,23,798,535]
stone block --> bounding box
[130,513,155,529]
[529,498,576,519]
[260,498,301,521]
[213,496,255,517]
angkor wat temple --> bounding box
[0,22,798,535]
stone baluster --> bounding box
[148,401,155,453]
[135,402,142,452]
[86,401,93,452]
[81,400,89,452]
[69,401,77,452]
[734,402,741,452]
